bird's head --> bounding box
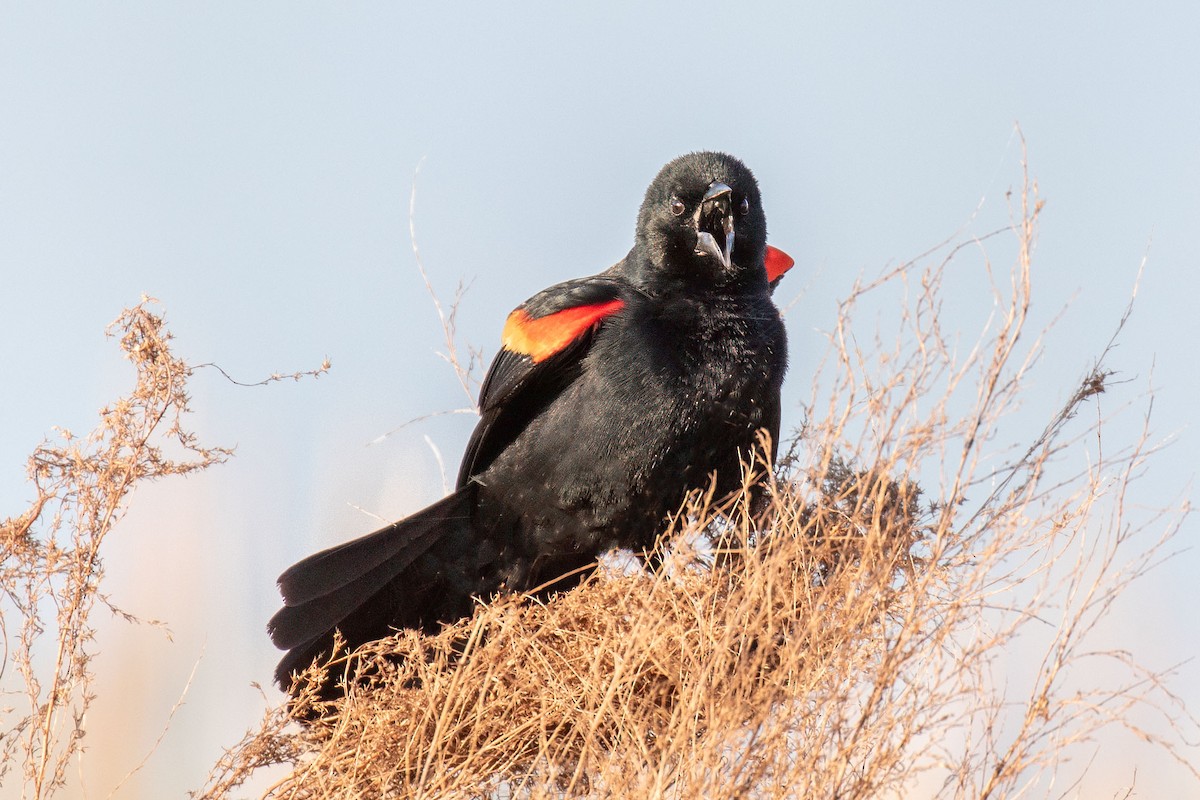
[634,151,769,291]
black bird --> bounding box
[269,151,793,695]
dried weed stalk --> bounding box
[193,164,1192,798]
[0,301,232,798]
[1,300,326,799]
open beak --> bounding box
[693,181,734,269]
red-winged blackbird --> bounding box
[269,151,793,694]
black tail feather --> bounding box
[275,488,474,607]
[268,485,477,690]
[269,547,430,652]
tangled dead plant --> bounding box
[195,156,1196,797]
[0,299,327,799]
[0,301,232,798]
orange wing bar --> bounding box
[502,299,625,363]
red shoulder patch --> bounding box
[764,245,795,284]
[502,299,625,363]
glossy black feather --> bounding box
[459,337,596,487]
[477,277,626,412]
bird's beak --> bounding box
[693,181,734,269]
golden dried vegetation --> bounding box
[3,162,1194,799]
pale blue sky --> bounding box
[2,4,1197,796]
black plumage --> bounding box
[269,151,790,696]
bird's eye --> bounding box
[739,197,750,216]
[669,198,686,216]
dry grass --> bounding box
[2,156,1194,799]
[194,163,1195,797]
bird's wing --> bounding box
[456,275,626,487]
[764,244,794,289]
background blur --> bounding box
[2,3,1196,796]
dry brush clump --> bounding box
[197,167,1195,798]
